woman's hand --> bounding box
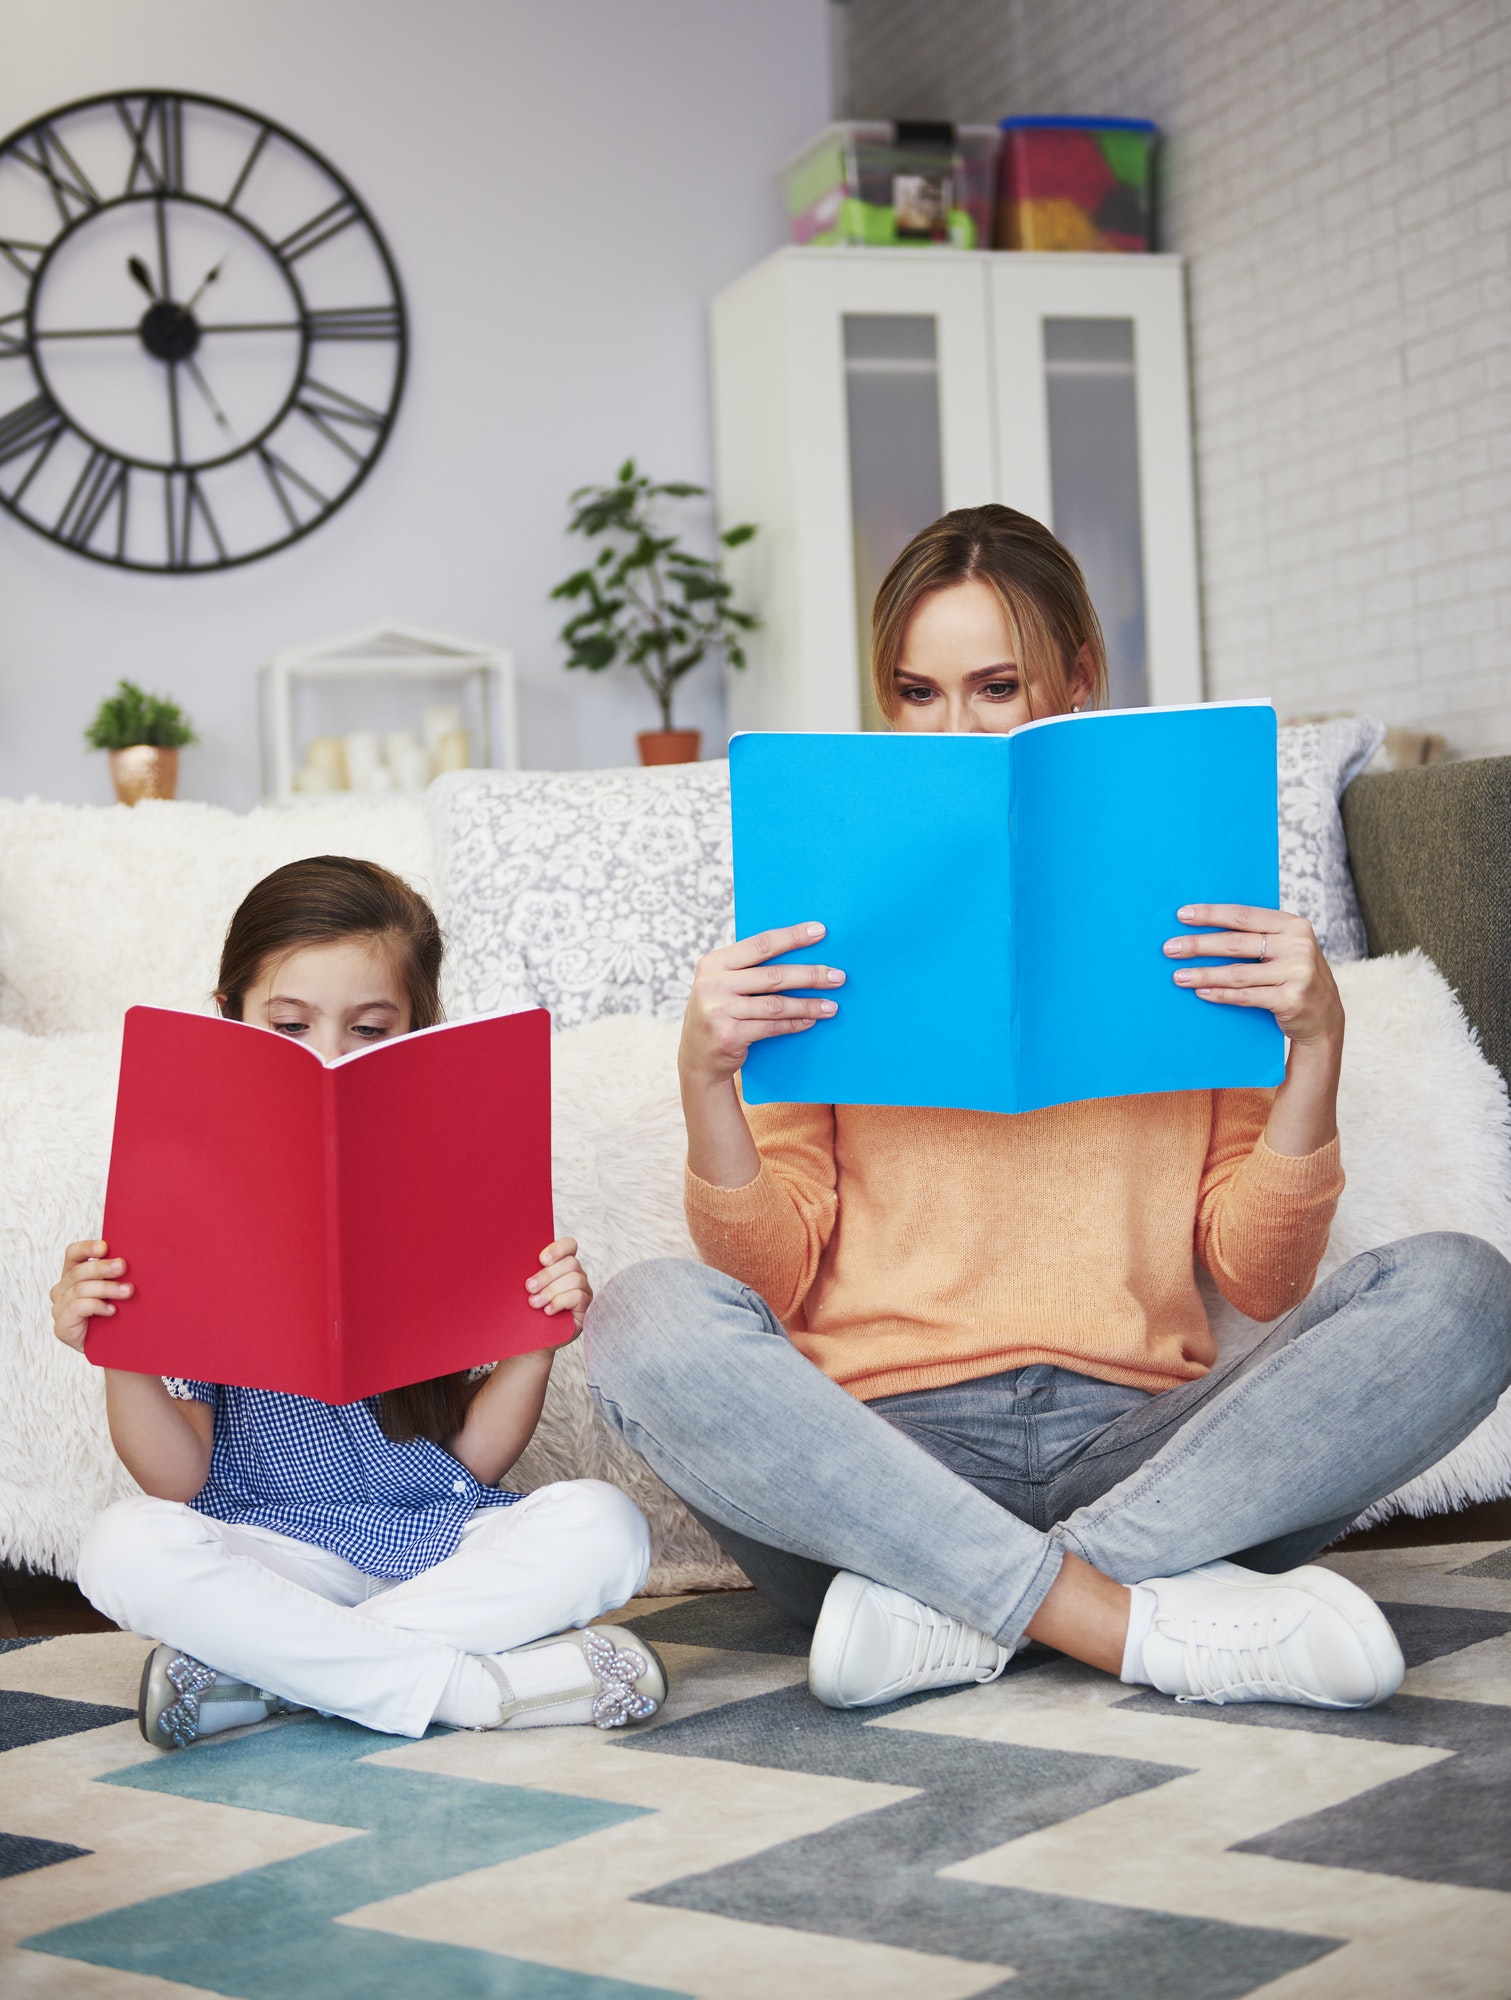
[679,923,845,1088]
[678,923,844,1189]
[51,1239,134,1354]
[1163,905,1343,1048]
[1165,904,1344,1156]
[525,1237,591,1335]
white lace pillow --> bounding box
[429,764,735,1028]
[1276,716,1386,961]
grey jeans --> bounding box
[584,1233,1511,1646]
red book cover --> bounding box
[88,1006,563,1401]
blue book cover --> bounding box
[732,704,1285,1114]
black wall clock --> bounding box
[0,90,407,571]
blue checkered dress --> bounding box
[163,1378,521,1579]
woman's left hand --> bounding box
[1164,905,1343,1050]
[526,1237,592,1334]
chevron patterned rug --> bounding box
[3,1540,1509,2000]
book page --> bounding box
[1010,704,1285,1113]
[93,1009,329,1392]
[733,733,1017,1112]
[331,1009,559,1403]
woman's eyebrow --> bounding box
[963,662,1019,681]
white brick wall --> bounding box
[840,0,1511,754]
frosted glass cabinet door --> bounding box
[782,254,995,731]
[988,256,1202,707]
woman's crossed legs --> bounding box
[584,1233,1511,1705]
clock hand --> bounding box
[127,255,159,301]
[183,258,226,314]
[183,353,232,433]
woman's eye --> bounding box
[983,681,1019,700]
[898,684,935,703]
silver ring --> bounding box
[1258,934,1269,962]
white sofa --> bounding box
[2,757,1510,1593]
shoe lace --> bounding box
[1171,1614,1301,1705]
[905,1605,996,1683]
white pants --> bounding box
[77,1481,651,1739]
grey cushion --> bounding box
[1342,757,1511,1089]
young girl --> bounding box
[55,856,664,1750]
[585,504,1511,1714]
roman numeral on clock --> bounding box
[118,95,185,196]
[304,306,403,342]
[295,380,386,463]
[277,197,361,262]
[165,470,227,569]
[13,122,100,225]
[56,446,129,556]
[0,395,65,500]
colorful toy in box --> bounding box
[782,121,1000,251]
[995,117,1157,253]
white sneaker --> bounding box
[808,1571,1014,1710]
[476,1625,667,1731]
[1137,1560,1405,1710]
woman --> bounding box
[584,506,1511,1713]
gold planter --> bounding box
[108,745,179,806]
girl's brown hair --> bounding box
[870,504,1109,721]
[217,855,479,1448]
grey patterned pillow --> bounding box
[1277,716,1386,961]
[428,763,734,1028]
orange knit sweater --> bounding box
[684,1090,1344,1401]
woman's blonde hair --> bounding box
[871,505,1108,721]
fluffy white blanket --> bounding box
[1,951,1507,1591]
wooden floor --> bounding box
[5,1498,1510,1640]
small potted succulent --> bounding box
[85,680,197,805]
[551,460,758,764]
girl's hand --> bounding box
[51,1239,133,1354]
[1164,905,1344,1049]
[526,1237,592,1334]
[680,923,845,1088]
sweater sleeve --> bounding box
[1196,1088,1345,1320]
[683,1098,838,1323]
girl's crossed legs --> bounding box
[78,1478,651,1739]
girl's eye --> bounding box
[351,1023,389,1040]
[271,1021,309,1036]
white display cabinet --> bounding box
[259,618,517,804]
[708,248,1202,732]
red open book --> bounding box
[88,1006,563,1401]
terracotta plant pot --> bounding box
[109,745,179,806]
[637,729,701,767]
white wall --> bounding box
[841,0,1511,755]
[0,0,831,805]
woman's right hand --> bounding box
[679,923,845,1088]
[51,1239,133,1354]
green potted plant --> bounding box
[85,680,197,805]
[550,460,758,764]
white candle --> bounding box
[432,727,471,774]
[344,731,382,791]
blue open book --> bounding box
[732,703,1285,1114]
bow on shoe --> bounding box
[581,1628,657,1729]
[159,1653,218,1748]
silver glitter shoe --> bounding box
[476,1625,667,1731]
[138,1644,303,1751]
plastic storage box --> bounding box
[995,117,1157,252]
[782,121,1000,250]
